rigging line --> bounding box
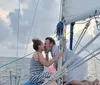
[0,52,34,69]
[43,50,100,85]
[67,47,100,74]
[90,25,98,79]
[51,51,100,84]
[95,16,100,19]
[74,32,100,58]
[75,19,90,24]
[73,38,100,62]
[73,20,91,52]
[73,38,91,53]
[95,57,100,61]
[17,76,20,85]
[16,0,20,58]
[75,16,96,24]
[45,46,100,84]
[73,22,89,52]
[57,46,100,77]
[15,0,21,81]
[55,48,100,82]
[55,31,100,77]
[45,32,100,84]
[24,0,39,56]
[58,0,66,84]
[94,47,98,79]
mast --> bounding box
[57,0,67,84]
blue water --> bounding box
[0,57,100,85]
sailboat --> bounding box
[0,0,100,85]
[42,0,100,85]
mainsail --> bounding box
[62,0,100,25]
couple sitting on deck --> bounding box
[25,37,99,85]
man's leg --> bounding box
[87,79,99,85]
[69,80,91,85]
[69,79,99,85]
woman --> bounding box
[29,38,62,85]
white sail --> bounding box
[62,0,100,24]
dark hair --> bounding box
[45,37,55,44]
[32,38,42,51]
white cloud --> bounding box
[8,0,60,44]
[0,0,99,58]
[0,10,9,23]
[0,0,61,57]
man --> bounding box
[44,37,99,85]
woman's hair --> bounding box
[32,38,42,51]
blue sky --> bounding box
[0,0,100,58]
[0,0,61,57]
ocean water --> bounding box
[0,57,30,85]
[0,57,100,85]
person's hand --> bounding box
[53,63,57,70]
[57,51,63,58]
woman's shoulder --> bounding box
[33,52,44,60]
[32,52,39,61]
